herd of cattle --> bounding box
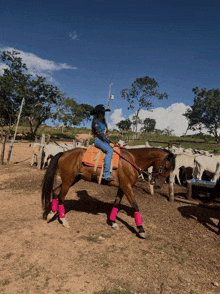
[30,141,86,169]
[30,140,220,185]
[168,145,220,184]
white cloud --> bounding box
[0,63,9,72]
[138,103,191,136]
[0,47,76,81]
[110,103,198,136]
[108,108,125,129]
[69,31,78,40]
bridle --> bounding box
[150,165,168,185]
[149,152,175,184]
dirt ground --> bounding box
[0,142,220,294]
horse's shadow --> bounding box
[49,190,137,235]
[178,205,220,235]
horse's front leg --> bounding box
[124,187,146,239]
[133,204,146,239]
[110,187,146,239]
[109,188,124,230]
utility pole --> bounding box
[106,83,114,124]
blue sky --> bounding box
[1,0,220,135]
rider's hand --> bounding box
[110,143,115,148]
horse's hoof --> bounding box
[47,211,57,222]
[60,218,69,228]
[138,232,146,239]
[111,222,119,230]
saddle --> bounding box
[82,145,120,171]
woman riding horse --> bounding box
[91,104,114,182]
[42,140,175,238]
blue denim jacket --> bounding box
[92,118,111,144]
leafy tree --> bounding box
[162,127,174,136]
[24,76,66,138]
[140,118,156,133]
[0,50,74,139]
[116,118,132,131]
[131,115,142,132]
[0,50,31,137]
[53,98,94,127]
[120,76,168,132]
[154,129,163,135]
[183,87,220,141]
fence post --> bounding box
[73,139,76,148]
[7,138,15,164]
[168,142,173,151]
[87,132,91,147]
[1,136,6,165]
[46,134,51,145]
[169,171,175,202]
[38,134,45,169]
[145,141,150,147]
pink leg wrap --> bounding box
[52,199,58,212]
[58,205,65,218]
[134,211,143,226]
[110,207,118,221]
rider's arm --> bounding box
[92,119,111,144]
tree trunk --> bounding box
[32,121,42,140]
[28,117,34,138]
[0,124,3,140]
[214,125,218,143]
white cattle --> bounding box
[172,154,195,185]
[42,144,70,168]
[193,149,213,157]
[117,139,127,147]
[193,155,220,182]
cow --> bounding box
[172,154,195,185]
[42,144,70,169]
[193,155,220,182]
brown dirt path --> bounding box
[0,142,219,294]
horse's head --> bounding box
[150,151,175,189]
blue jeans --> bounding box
[94,137,113,178]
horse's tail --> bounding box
[41,152,64,212]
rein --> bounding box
[113,145,149,176]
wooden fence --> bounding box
[0,133,87,167]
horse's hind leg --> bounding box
[47,184,61,223]
[57,182,74,228]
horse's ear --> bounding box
[166,152,174,161]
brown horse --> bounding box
[42,147,175,238]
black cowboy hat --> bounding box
[90,104,110,115]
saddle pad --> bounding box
[82,145,120,169]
